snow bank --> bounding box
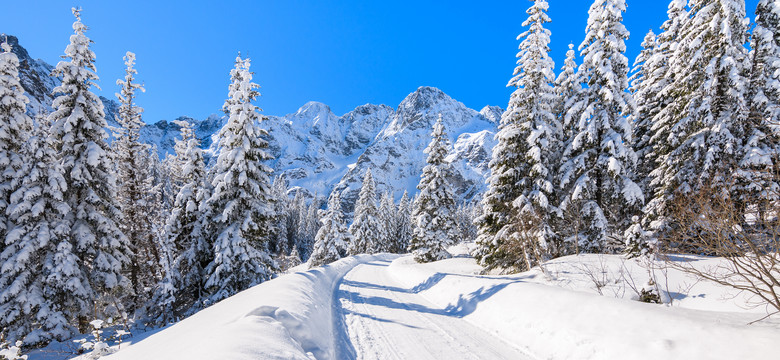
[388,254,780,360]
[106,255,394,360]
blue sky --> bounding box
[3,0,761,123]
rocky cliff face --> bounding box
[11,35,501,212]
[330,86,498,213]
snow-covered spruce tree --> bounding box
[552,43,583,256]
[454,200,480,244]
[309,191,351,267]
[558,0,642,254]
[629,30,658,192]
[270,176,290,255]
[555,43,580,145]
[394,191,413,254]
[293,193,319,260]
[149,120,210,322]
[632,0,688,256]
[289,191,304,253]
[113,51,160,312]
[378,191,396,253]
[737,0,780,213]
[349,168,383,255]
[48,8,130,324]
[201,55,277,303]
[0,38,33,258]
[475,0,560,269]
[410,115,456,263]
[509,0,561,268]
[301,196,321,261]
[749,0,780,130]
[644,0,750,251]
[0,119,75,345]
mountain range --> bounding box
[8,34,502,212]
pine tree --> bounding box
[48,8,130,321]
[349,168,382,255]
[0,119,75,345]
[150,120,209,321]
[635,0,688,255]
[410,115,456,263]
[113,51,160,311]
[301,196,320,260]
[395,191,413,254]
[737,0,780,211]
[270,176,290,255]
[555,43,580,144]
[0,38,33,258]
[453,201,480,244]
[289,191,309,258]
[201,55,277,303]
[309,191,351,267]
[644,0,750,248]
[510,0,561,268]
[749,0,780,129]
[558,0,642,253]
[378,192,396,253]
[475,0,560,269]
[629,30,658,191]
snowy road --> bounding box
[335,259,533,360]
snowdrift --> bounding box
[388,253,780,360]
[105,255,395,360]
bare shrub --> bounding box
[660,181,780,316]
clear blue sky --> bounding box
[3,0,761,123]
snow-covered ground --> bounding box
[45,245,778,360]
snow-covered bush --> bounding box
[73,319,131,359]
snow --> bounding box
[389,250,780,360]
[96,245,779,360]
[105,255,394,360]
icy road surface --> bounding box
[335,259,533,360]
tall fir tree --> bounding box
[395,191,413,254]
[555,43,580,144]
[410,115,456,263]
[558,0,642,253]
[113,51,160,311]
[309,191,351,267]
[633,0,688,256]
[150,120,209,322]
[748,0,780,129]
[48,8,130,321]
[629,30,658,191]
[349,168,382,255]
[737,0,780,210]
[378,191,396,253]
[291,191,306,257]
[302,196,320,260]
[475,0,560,269]
[201,55,277,303]
[509,0,561,267]
[644,0,751,248]
[270,176,290,255]
[0,120,75,345]
[0,38,33,258]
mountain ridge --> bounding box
[9,34,501,210]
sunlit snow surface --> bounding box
[38,244,774,360]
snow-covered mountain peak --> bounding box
[289,101,336,125]
[397,86,452,112]
[479,105,503,124]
